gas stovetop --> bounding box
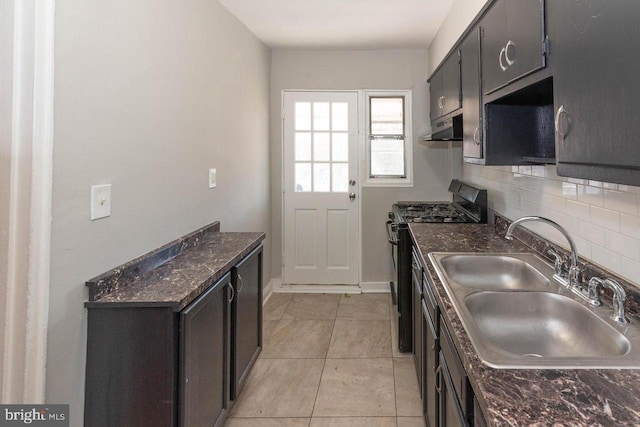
[395,202,472,223]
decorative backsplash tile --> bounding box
[463,163,640,285]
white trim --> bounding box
[263,279,276,304]
[2,0,53,403]
[360,282,392,293]
[361,90,414,188]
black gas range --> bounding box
[387,180,487,352]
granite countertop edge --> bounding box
[85,231,265,311]
[409,222,640,427]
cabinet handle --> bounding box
[555,105,571,138]
[504,40,515,66]
[499,47,508,71]
[228,283,235,303]
[473,126,480,145]
[435,365,443,393]
[238,273,245,293]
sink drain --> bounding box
[522,353,543,358]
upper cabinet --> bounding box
[429,52,462,121]
[482,0,547,95]
[461,28,483,159]
[549,0,640,185]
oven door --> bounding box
[386,219,398,305]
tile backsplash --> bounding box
[463,164,640,285]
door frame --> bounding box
[280,90,362,290]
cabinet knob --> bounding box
[555,105,572,138]
[505,40,516,66]
[499,47,508,71]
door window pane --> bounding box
[295,133,311,161]
[313,163,330,192]
[295,102,311,131]
[313,133,330,161]
[370,97,404,135]
[332,102,349,131]
[332,133,348,161]
[371,138,405,176]
[295,163,311,192]
[332,163,349,192]
[313,102,330,131]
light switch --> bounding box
[209,168,217,188]
[91,184,111,220]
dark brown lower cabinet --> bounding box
[422,297,439,427]
[231,245,263,400]
[438,354,466,427]
[180,273,230,427]
[85,244,263,427]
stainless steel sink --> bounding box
[429,252,640,369]
[438,254,550,290]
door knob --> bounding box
[349,192,356,201]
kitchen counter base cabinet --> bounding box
[85,273,232,427]
[231,245,263,400]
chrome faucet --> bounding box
[588,277,629,324]
[505,216,582,289]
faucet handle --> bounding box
[547,249,564,276]
[588,277,604,306]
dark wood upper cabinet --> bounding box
[461,28,483,159]
[430,52,462,120]
[549,0,640,185]
[482,0,546,95]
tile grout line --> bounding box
[308,310,337,420]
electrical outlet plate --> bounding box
[209,168,217,188]
[91,184,111,220]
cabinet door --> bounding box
[483,0,545,95]
[429,72,443,121]
[461,28,482,159]
[180,273,230,427]
[550,0,640,185]
[231,245,263,400]
[440,52,462,117]
[412,272,423,393]
[422,299,439,427]
[438,354,466,427]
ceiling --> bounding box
[217,0,455,49]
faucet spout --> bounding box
[506,216,580,288]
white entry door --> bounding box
[283,91,359,285]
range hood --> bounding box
[422,114,463,141]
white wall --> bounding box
[429,0,640,285]
[270,49,454,284]
[49,0,271,424]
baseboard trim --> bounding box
[360,282,392,293]
[266,280,391,295]
[263,279,277,304]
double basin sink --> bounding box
[429,252,640,369]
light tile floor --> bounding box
[226,293,425,427]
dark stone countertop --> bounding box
[410,222,640,427]
[86,222,264,311]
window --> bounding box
[364,91,413,186]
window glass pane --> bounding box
[332,163,348,192]
[313,163,330,192]
[370,97,404,135]
[332,133,348,161]
[332,102,349,131]
[313,102,330,131]
[295,163,312,191]
[295,102,311,131]
[313,133,330,161]
[371,138,405,176]
[295,132,311,161]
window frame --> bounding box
[361,90,413,187]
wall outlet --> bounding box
[209,168,217,188]
[91,184,111,220]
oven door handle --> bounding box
[386,220,398,245]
